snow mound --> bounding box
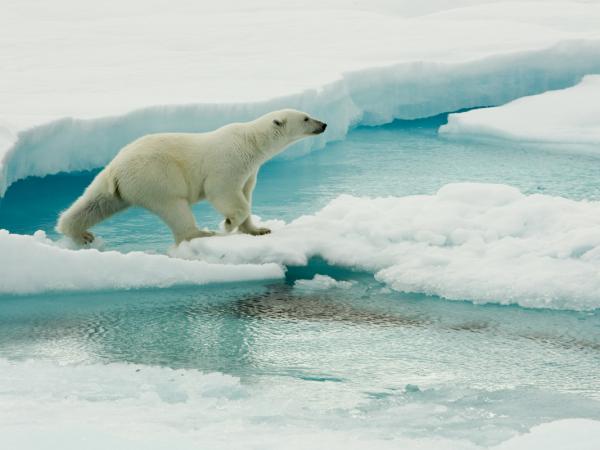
[3,1,600,195]
[440,75,600,149]
[172,183,600,311]
[0,230,283,295]
[294,275,356,291]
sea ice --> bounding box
[440,75,600,149]
[172,183,600,311]
[2,357,597,450]
[0,230,283,295]
[2,1,600,194]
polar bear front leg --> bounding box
[237,172,271,236]
[149,199,214,244]
[210,191,252,233]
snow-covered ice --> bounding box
[0,230,283,295]
[172,183,600,311]
[2,1,600,194]
[440,75,600,149]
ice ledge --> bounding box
[440,74,600,150]
[2,39,600,197]
[0,230,283,295]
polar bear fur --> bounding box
[56,109,327,244]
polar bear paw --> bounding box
[239,225,271,236]
[249,227,271,236]
[81,231,95,244]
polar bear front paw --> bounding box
[252,227,271,236]
[240,226,271,236]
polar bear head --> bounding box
[269,109,327,138]
[248,109,327,159]
[254,109,326,150]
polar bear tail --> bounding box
[56,170,129,243]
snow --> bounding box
[2,1,600,195]
[172,183,600,311]
[0,230,283,295]
[294,275,356,291]
[2,357,598,450]
[440,75,600,148]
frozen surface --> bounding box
[1,355,598,450]
[441,75,600,148]
[0,229,282,294]
[2,1,600,194]
[172,183,600,311]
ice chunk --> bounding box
[440,75,600,150]
[0,230,283,295]
[294,275,355,291]
[171,183,600,311]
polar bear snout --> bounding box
[313,121,327,134]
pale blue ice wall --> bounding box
[2,40,600,196]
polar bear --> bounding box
[56,109,327,245]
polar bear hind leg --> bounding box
[57,192,129,244]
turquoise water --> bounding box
[1,116,599,445]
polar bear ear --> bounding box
[273,119,286,127]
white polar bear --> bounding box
[56,109,327,244]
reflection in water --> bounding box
[0,280,598,398]
[221,284,425,328]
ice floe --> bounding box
[440,75,600,149]
[0,230,283,295]
[172,183,600,311]
[2,2,600,194]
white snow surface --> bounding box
[172,183,600,311]
[440,75,600,148]
[0,230,283,295]
[2,1,600,195]
[1,357,599,450]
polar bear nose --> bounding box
[314,122,327,134]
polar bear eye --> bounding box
[304,117,309,122]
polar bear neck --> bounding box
[241,124,296,164]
